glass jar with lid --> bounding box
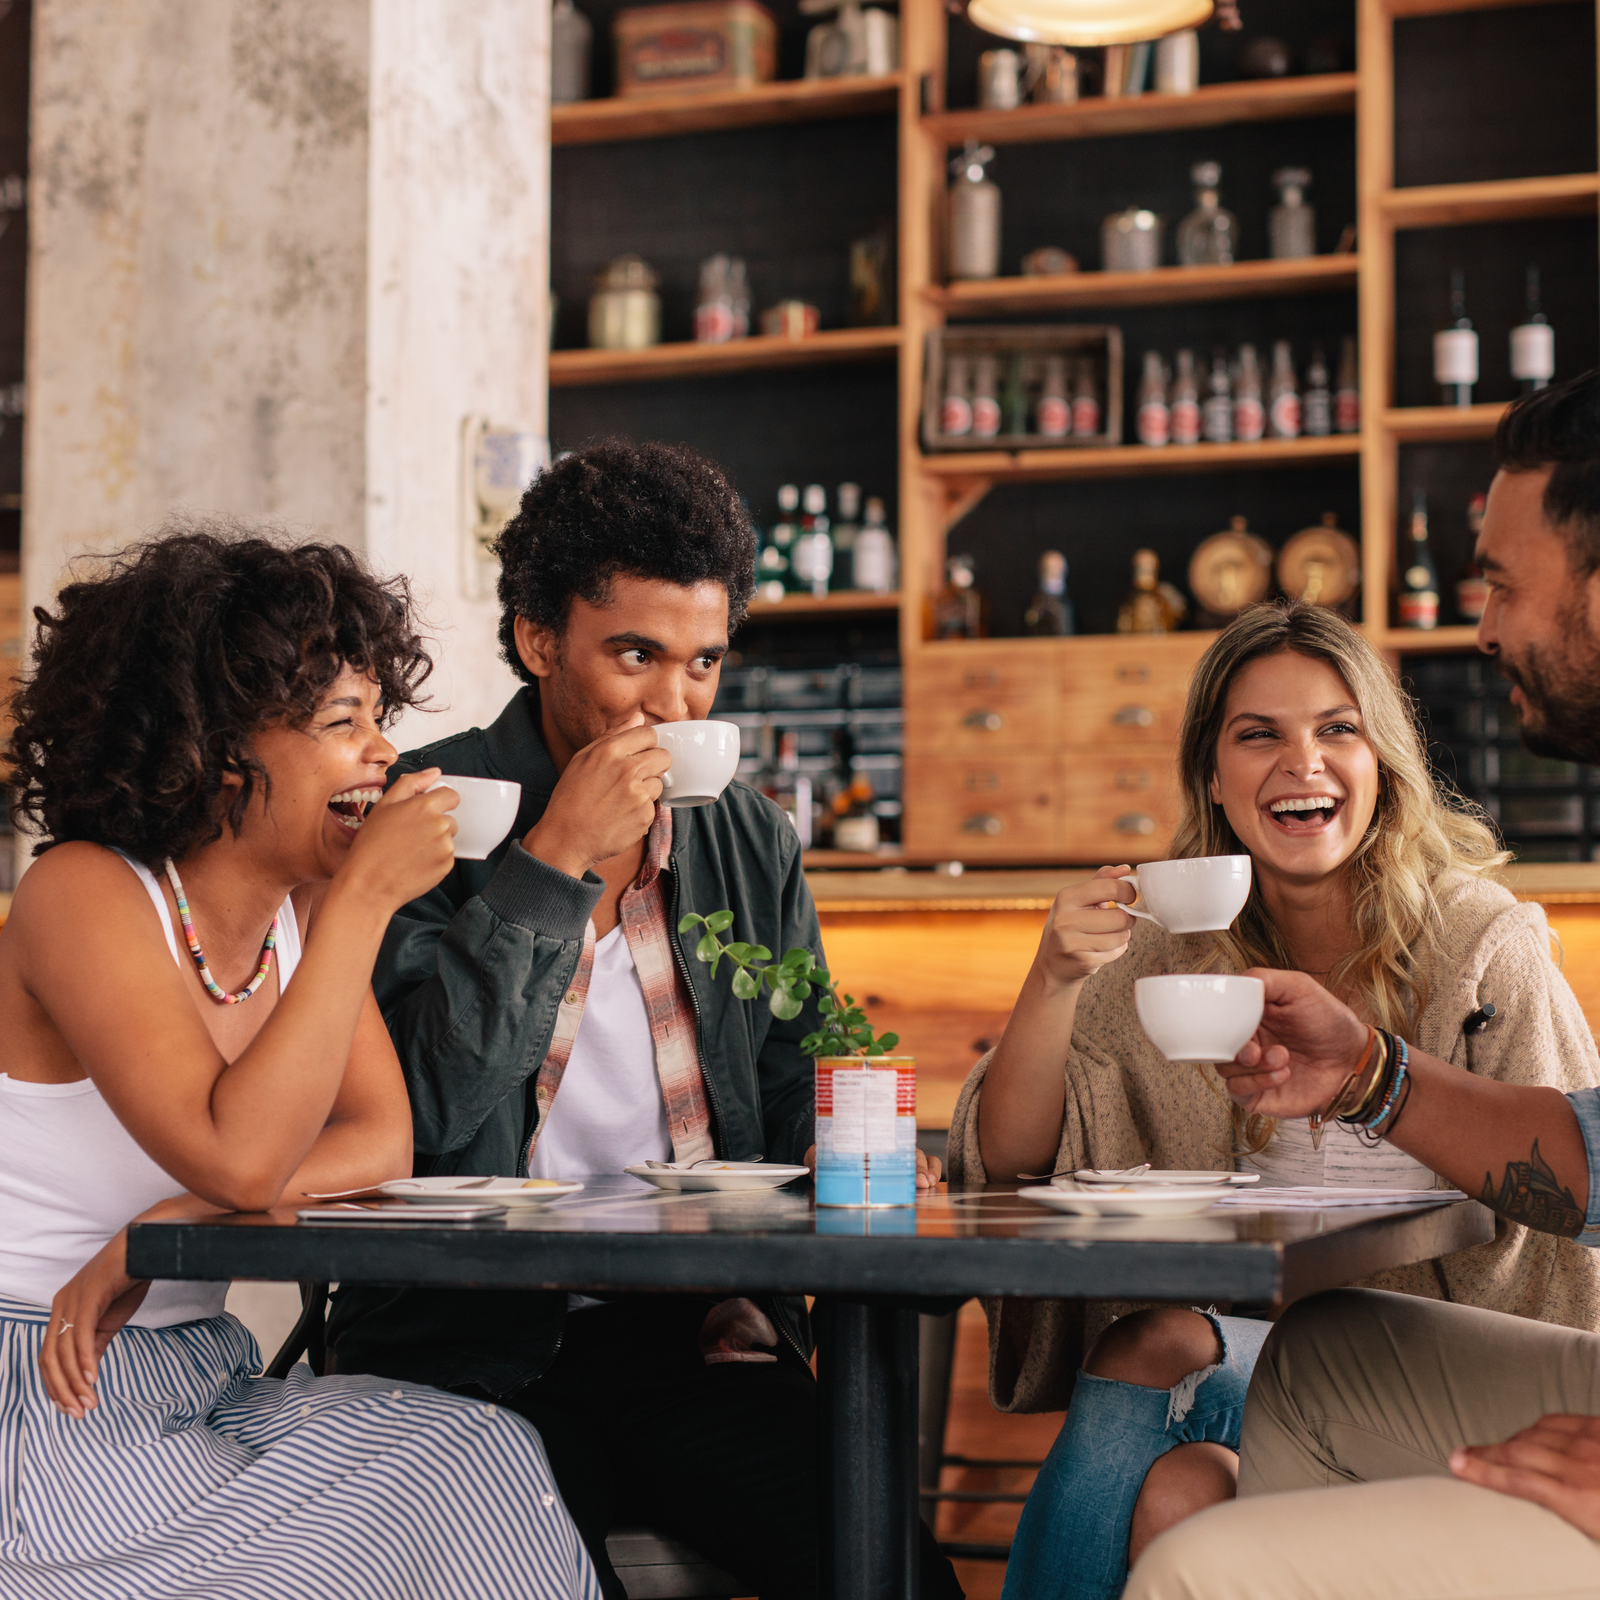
[1102,207,1162,273]
[588,255,661,351]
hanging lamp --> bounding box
[965,0,1212,47]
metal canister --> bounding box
[552,0,593,104]
[977,49,1025,109]
[1027,45,1078,103]
[1153,29,1199,94]
[950,142,1001,280]
[1102,208,1162,273]
[588,255,661,351]
[814,1056,917,1207]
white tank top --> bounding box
[0,852,302,1325]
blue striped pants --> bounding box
[0,1294,601,1599]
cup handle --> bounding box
[1115,872,1165,929]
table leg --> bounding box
[816,1298,921,1600]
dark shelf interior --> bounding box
[1395,441,1496,630]
[1394,2,1598,190]
[944,463,1360,639]
[0,0,27,559]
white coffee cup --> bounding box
[426,775,522,859]
[1121,855,1251,934]
[653,720,742,807]
[1135,975,1265,1063]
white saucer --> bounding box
[625,1163,811,1193]
[1020,1184,1225,1219]
[1070,1169,1260,1188]
[377,1177,584,1207]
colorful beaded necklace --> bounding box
[162,857,279,1005]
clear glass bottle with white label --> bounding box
[1269,167,1315,260]
[1232,343,1264,442]
[949,141,1001,280]
[1136,350,1170,446]
[1071,360,1101,437]
[972,354,1002,438]
[1177,161,1238,267]
[793,484,835,598]
[1170,348,1201,445]
[1302,344,1332,436]
[940,355,973,437]
[1433,269,1478,407]
[1335,336,1360,433]
[1268,340,1301,438]
[1036,355,1070,438]
[1511,265,1555,394]
[1202,348,1233,443]
[851,496,898,593]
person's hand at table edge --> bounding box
[1450,1414,1600,1539]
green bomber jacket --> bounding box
[326,686,823,1395]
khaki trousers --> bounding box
[1123,1290,1600,1599]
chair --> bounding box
[265,1285,743,1599]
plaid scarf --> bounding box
[527,804,715,1167]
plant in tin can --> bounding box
[678,910,901,1058]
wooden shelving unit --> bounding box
[1379,624,1482,654]
[918,434,1360,484]
[1380,171,1600,229]
[927,255,1358,317]
[748,589,901,617]
[551,73,901,146]
[549,327,901,387]
[921,72,1358,148]
[1382,402,1509,441]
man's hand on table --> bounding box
[1213,968,1369,1118]
[802,1143,943,1189]
[1451,1415,1600,1538]
[522,714,671,880]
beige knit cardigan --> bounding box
[945,871,1600,1414]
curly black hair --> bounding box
[493,437,756,683]
[5,521,433,868]
[1497,367,1600,573]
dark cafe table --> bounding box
[130,1178,1492,1600]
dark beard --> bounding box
[1497,624,1600,765]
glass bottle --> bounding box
[1202,348,1233,442]
[940,354,973,437]
[1398,489,1440,630]
[694,253,749,344]
[1170,348,1201,445]
[1233,343,1265,442]
[1457,492,1491,623]
[1071,360,1101,437]
[972,355,1002,438]
[1036,355,1070,438]
[950,141,1001,280]
[757,483,799,599]
[1117,548,1186,634]
[1268,340,1301,438]
[773,731,814,849]
[1268,167,1315,260]
[929,554,989,639]
[1176,161,1238,267]
[1001,351,1029,436]
[1511,265,1555,394]
[1433,269,1478,408]
[793,483,834,598]
[1335,335,1360,433]
[1136,350,1170,446]
[1302,344,1332,436]
[1023,550,1075,636]
[832,482,862,586]
[851,496,898,593]
[551,0,593,103]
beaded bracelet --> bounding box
[1353,1032,1410,1145]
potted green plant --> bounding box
[679,911,917,1206]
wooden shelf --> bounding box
[1380,172,1600,229]
[918,434,1360,483]
[1383,403,1509,442]
[748,590,902,617]
[803,846,908,869]
[549,327,901,387]
[1385,0,1554,17]
[1381,625,1482,655]
[921,73,1357,149]
[552,75,902,146]
[927,254,1358,317]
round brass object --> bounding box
[1277,512,1360,608]
[1188,515,1273,616]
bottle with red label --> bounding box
[1268,340,1301,438]
[1071,360,1101,437]
[1457,492,1491,622]
[1170,349,1201,445]
[1398,488,1440,630]
[1136,351,1170,446]
[1232,344,1265,442]
[972,354,1002,438]
[1335,335,1360,433]
[940,355,973,436]
[1036,356,1070,438]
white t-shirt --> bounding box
[1239,1115,1437,1189]
[526,923,671,1180]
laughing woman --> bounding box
[0,529,598,1600]
[946,602,1600,1600]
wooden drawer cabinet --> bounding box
[902,752,1059,860]
[1057,634,1209,747]
[1059,746,1182,863]
[904,644,1059,752]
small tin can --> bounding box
[814,1056,916,1207]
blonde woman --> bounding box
[946,601,1600,1600]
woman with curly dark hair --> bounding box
[0,526,598,1600]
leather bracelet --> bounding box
[1340,1027,1391,1124]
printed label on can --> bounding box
[815,1058,917,1208]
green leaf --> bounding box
[866,1042,885,1056]
[818,996,836,1015]
[695,932,721,963]
[678,913,704,934]
[770,988,804,1021]
[878,1032,899,1051]
[791,979,811,999]
[780,948,815,974]
[706,910,736,933]
[724,941,754,963]
[731,967,760,1000]
[748,945,772,963]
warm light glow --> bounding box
[966,0,1212,48]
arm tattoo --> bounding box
[1480,1139,1586,1238]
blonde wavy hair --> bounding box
[1169,604,1506,1142]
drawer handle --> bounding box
[962,812,1003,836]
[1115,812,1156,835]
[1116,663,1152,683]
[963,770,1000,792]
[1113,705,1155,729]
[1114,770,1153,791]
[963,709,1004,732]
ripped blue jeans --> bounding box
[1000,1313,1272,1600]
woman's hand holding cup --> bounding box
[338,768,460,912]
[1035,866,1138,993]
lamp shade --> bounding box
[966,0,1211,47]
